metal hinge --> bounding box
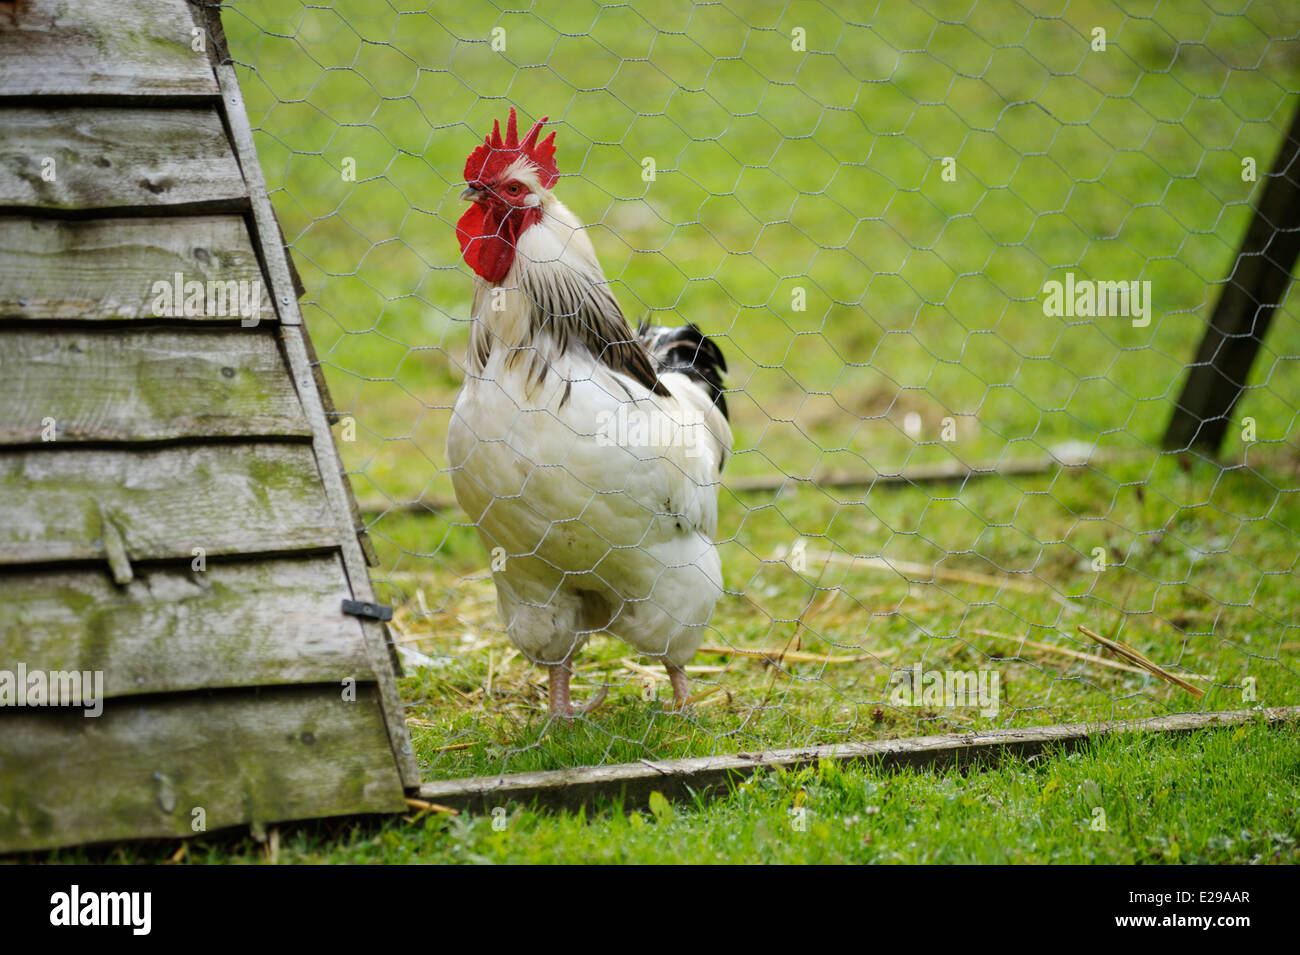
[342,599,392,622]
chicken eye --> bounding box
[506,183,522,195]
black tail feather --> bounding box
[637,321,729,420]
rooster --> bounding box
[447,108,732,717]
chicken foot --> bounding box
[665,662,691,711]
[548,658,608,718]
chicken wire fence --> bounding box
[219,0,1300,780]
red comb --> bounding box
[463,107,559,189]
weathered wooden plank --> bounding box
[0,443,340,567]
[1164,102,1300,452]
[0,555,375,700]
[195,8,296,326]
[198,4,419,786]
[0,216,275,321]
[0,108,247,213]
[0,0,217,100]
[418,707,1300,814]
[0,684,407,853]
[0,328,310,443]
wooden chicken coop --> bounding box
[0,0,417,853]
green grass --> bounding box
[27,718,1300,864]
[217,0,1300,780]
[398,447,1300,780]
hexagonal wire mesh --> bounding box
[219,0,1299,781]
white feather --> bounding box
[448,196,731,668]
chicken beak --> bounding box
[460,185,484,202]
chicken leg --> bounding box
[665,662,690,711]
[548,658,607,718]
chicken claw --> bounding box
[548,662,608,718]
[665,663,691,711]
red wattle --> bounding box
[456,202,539,285]
[456,203,483,257]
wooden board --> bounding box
[0,443,341,567]
[0,216,275,321]
[0,0,217,100]
[195,6,421,787]
[0,327,310,443]
[1163,101,1300,451]
[0,555,375,700]
[195,6,299,327]
[0,684,407,853]
[418,707,1300,813]
[0,108,246,213]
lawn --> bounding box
[219,0,1300,782]
[28,717,1300,864]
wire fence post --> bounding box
[1163,98,1300,453]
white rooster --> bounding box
[447,109,732,717]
